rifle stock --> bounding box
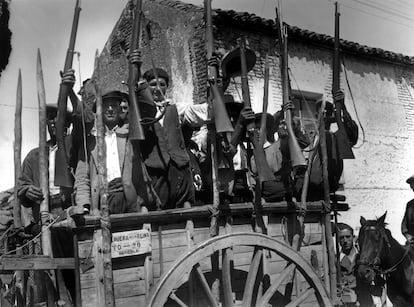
[128,0,145,141]
[55,0,81,187]
[239,38,275,182]
[276,9,307,172]
[333,2,355,159]
[205,0,233,133]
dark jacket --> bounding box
[402,199,414,236]
[140,104,190,170]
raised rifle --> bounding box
[128,0,145,141]
[204,0,234,133]
[238,37,275,183]
[333,2,355,159]
[54,0,81,187]
[259,54,270,147]
[276,8,307,173]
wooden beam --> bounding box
[0,256,75,271]
[79,201,348,230]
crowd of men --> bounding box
[15,46,366,305]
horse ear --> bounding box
[378,211,387,225]
[360,216,367,226]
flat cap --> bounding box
[102,90,129,103]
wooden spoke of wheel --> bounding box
[194,263,218,307]
[256,263,295,305]
[222,247,234,307]
[285,287,315,307]
[169,291,188,307]
[147,232,331,307]
[241,248,263,307]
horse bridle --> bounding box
[357,225,409,275]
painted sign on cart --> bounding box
[111,229,151,258]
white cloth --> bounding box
[176,102,211,127]
[105,127,121,182]
[48,145,60,196]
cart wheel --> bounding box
[147,232,331,307]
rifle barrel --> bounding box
[128,0,145,141]
[55,0,81,187]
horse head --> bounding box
[356,212,388,283]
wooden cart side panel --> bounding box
[78,216,325,306]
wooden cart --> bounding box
[66,199,346,307]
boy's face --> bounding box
[148,77,168,102]
[339,229,354,254]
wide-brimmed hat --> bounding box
[221,47,256,79]
[406,174,414,184]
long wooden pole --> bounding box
[13,69,25,300]
[36,49,53,258]
[93,49,115,307]
[14,70,23,229]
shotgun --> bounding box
[55,0,81,187]
[276,8,307,173]
[333,2,355,159]
[204,0,234,133]
[128,0,145,141]
[239,37,275,183]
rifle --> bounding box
[259,54,270,147]
[276,8,307,173]
[128,0,145,141]
[333,2,355,159]
[238,37,275,183]
[54,0,81,187]
[204,0,234,133]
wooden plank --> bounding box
[0,256,75,271]
[114,280,146,298]
[115,295,146,307]
[81,289,97,307]
[93,229,106,307]
[81,266,145,290]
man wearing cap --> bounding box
[74,90,139,214]
[401,175,414,245]
[17,105,73,231]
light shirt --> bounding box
[48,145,60,196]
[105,126,121,182]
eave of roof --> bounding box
[149,0,414,67]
